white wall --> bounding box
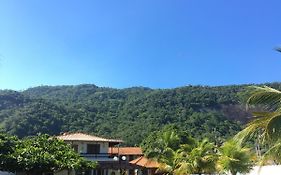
[66,141,109,154]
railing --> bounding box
[79,153,120,162]
[79,152,130,162]
[80,153,112,158]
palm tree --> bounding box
[145,130,181,160]
[159,138,217,175]
[235,86,281,163]
[157,148,180,175]
[235,86,281,141]
[182,138,217,175]
[217,140,254,175]
[160,130,181,151]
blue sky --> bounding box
[0,0,281,90]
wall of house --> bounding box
[55,170,75,175]
[64,140,117,161]
[66,141,109,154]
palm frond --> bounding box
[275,47,281,53]
[259,140,281,165]
[234,117,269,144]
[158,163,173,174]
[217,140,254,175]
[247,86,281,111]
[174,162,192,175]
[264,112,281,142]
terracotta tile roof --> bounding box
[108,147,143,155]
[129,156,159,168]
[56,132,123,143]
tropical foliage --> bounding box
[141,126,194,159]
[235,86,281,142]
[0,83,260,145]
[175,138,217,175]
[0,133,18,171]
[0,133,96,175]
[142,128,218,175]
[143,127,256,175]
[235,86,281,163]
[217,140,254,175]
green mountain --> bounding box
[1,83,280,145]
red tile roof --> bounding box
[108,147,143,155]
[129,156,159,168]
[56,132,123,143]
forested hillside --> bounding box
[1,83,280,146]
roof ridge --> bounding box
[130,156,144,164]
[57,132,123,143]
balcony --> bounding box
[80,153,117,162]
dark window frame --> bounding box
[87,144,100,154]
[72,144,79,152]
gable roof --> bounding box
[108,147,143,155]
[56,132,123,143]
[129,156,159,168]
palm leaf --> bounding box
[217,140,254,174]
[247,86,281,111]
[275,47,281,53]
[237,111,281,143]
[174,162,192,175]
[259,140,281,165]
[264,112,281,142]
[234,117,268,144]
[236,85,281,165]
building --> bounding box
[108,147,143,175]
[129,156,160,175]
[56,132,160,175]
[56,132,123,175]
[108,147,143,162]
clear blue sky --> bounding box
[0,0,281,90]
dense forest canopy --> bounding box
[0,83,281,146]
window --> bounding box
[72,144,78,152]
[87,144,100,154]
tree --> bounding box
[142,127,218,175]
[235,86,281,163]
[178,138,217,175]
[0,133,18,172]
[157,148,179,175]
[141,126,193,160]
[0,83,244,146]
[217,140,254,175]
[155,137,217,175]
[12,134,96,175]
